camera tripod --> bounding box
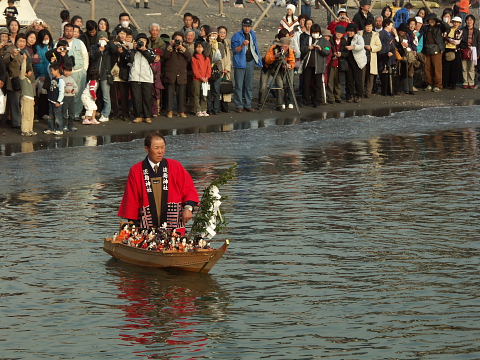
[259,55,300,114]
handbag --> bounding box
[445,51,456,62]
[424,43,440,55]
[220,77,233,94]
[11,76,21,91]
[461,47,473,60]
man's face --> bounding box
[361,5,371,12]
[365,24,373,33]
[64,26,73,39]
[0,34,8,43]
[243,25,251,34]
[184,16,193,28]
[186,32,195,43]
[375,16,383,28]
[335,32,343,39]
[146,137,166,164]
[88,28,97,36]
[150,26,160,38]
[347,30,355,37]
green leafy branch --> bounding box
[189,163,237,240]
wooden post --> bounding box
[420,0,432,13]
[353,0,360,8]
[33,0,40,10]
[219,0,225,16]
[202,0,210,7]
[319,0,338,20]
[171,0,174,5]
[176,0,192,15]
[253,0,274,31]
[254,0,269,17]
[115,0,141,29]
[58,0,70,10]
[91,0,96,20]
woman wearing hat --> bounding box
[343,23,367,102]
[300,24,331,107]
[422,13,450,92]
[443,16,463,89]
[280,4,299,36]
[128,33,156,123]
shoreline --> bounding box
[2,88,480,156]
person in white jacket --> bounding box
[343,23,367,102]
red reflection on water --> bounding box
[116,275,209,359]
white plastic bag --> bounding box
[0,91,6,115]
[201,81,210,97]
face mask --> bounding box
[99,39,107,47]
[312,33,320,39]
[121,21,130,28]
[443,17,449,23]
[43,39,49,45]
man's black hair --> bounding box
[145,131,167,147]
[60,9,70,21]
[119,12,130,20]
[183,12,193,19]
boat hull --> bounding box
[103,239,229,273]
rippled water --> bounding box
[1,106,480,359]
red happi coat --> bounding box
[118,157,199,232]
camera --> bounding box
[137,40,145,48]
[174,39,182,47]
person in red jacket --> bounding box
[191,41,212,117]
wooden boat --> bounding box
[103,238,230,273]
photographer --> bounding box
[300,24,331,107]
[89,31,117,122]
[163,31,192,118]
[111,28,133,121]
[264,37,296,111]
[128,33,156,123]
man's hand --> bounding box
[183,209,193,224]
[365,45,371,51]
[55,102,61,108]
[346,45,353,50]
[243,39,249,47]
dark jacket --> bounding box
[90,42,117,81]
[162,47,192,85]
[80,33,99,53]
[421,20,450,53]
[111,23,138,39]
[0,59,8,94]
[353,9,375,31]
[460,26,480,50]
[300,35,331,74]
[378,29,397,67]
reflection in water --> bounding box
[0,105,426,156]
[106,261,229,359]
[1,105,480,359]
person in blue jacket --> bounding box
[231,18,263,112]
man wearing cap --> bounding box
[90,31,116,122]
[231,18,263,112]
[353,0,375,31]
[265,36,296,111]
[62,23,89,121]
[0,27,12,58]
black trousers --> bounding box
[167,82,186,113]
[303,66,325,105]
[443,50,462,88]
[112,81,130,118]
[345,59,365,98]
[130,81,153,118]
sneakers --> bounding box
[82,119,92,125]
[179,112,188,118]
[287,103,294,109]
[425,85,432,91]
[166,111,173,118]
[99,115,109,122]
[432,87,441,92]
[53,130,63,135]
[133,117,143,123]
[201,111,209,117]
[196,111,204,117]
[412,86,419,92]
[21,131,37,137]
[144,117,152,123]
[90,119,101,125]
[43,129,53,134]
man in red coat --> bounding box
[118,132,199,233]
